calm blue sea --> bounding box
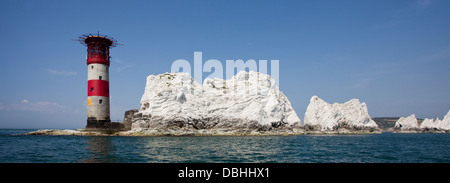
[1,129,450,163]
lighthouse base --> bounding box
[85,119,126,132]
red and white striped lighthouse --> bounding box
[77,33,120,130]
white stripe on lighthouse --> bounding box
[87,96,110,121]
[88,63,109,81]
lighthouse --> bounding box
[76,33,124,131]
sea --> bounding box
[1,129,450,163]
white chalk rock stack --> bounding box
[420,118,436,130]
[303,96,379,132]
[131,71,301,134]
[420,110,450,132]
[394,114,420,131]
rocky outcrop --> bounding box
[303,96,379,133]
[123,109,139,130]
[394,111,450,133]
[420,110,450,133]
[394,114,420,132]
[126,71,303,135]
[24,129,110,136]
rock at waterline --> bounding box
[127,71,302,135]
[303,96,379,132]
[395,110,450,133]
[394,114,420,132]
[420,110,450,132]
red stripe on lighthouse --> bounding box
[88,80,109,97]
[87,57,110,66]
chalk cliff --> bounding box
[126,71,302,135]
[303,96,379,132]
[394,114,420,132]
[420,110,450,132]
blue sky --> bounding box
[0,0,449,129]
